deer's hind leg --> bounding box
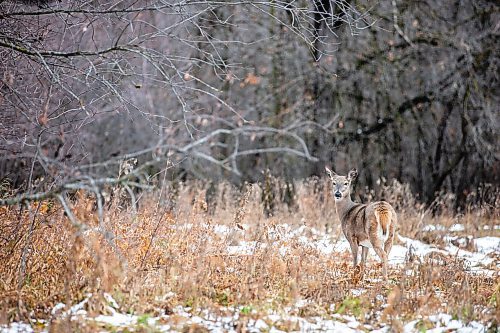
[373,245,388,279]
[369,217,389,279]
[384,220,396,256]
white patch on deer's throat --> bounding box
[360,239,372,248]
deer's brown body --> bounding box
[326,167,397,278]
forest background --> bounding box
[0,0,498,210]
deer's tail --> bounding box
[374,207,392,236]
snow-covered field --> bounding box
[0,295,489,333]
[223,223,499,280]
[2,222,498,333]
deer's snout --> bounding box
[334,191,342,199]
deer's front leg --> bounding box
[348,240,359,267]
[361,246,368,267]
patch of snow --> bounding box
[164,291,176,299]
[388,244,410,265]
[445,243,494,268]
[403,314,486,333]
[294,299,310,308]
[449,224,465,232]
[422,224,466,232]
[297,235,309,245]
[482,225,500,230]
[278,245,288,256]
[392,235,497,272]
[423,224,446,232]
[347,320,360,328]
[351,288,366,297]
[474,236,500,255]
[314,237,350,255]
[288,225,307,238]
[50,293,91,319]
[266,314,281,322]
[428,313,463,330]
[94,311,137,327]
[466,267,498,277]
[213,225,232,235]
[0,322,34,333]
[189,311,242,332]
[309,227,322,236]
[104,292,119,309]
[403,319,420,333]
[156,291,176,302]
[172,305,191,316]
[51,302,66,316]
[248,318,268,330]
[398,235,447,258]
[226,241,259,255]
[66,294,90,317]
[302,318,359,332]
[445,235,473,248]
[391,236,448,265]
[223,228,497,277]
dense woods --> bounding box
[0,0,498,209]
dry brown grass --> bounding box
[0,178,498,331]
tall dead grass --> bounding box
[0,178,498,329]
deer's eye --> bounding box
[344,182,348,186]
[332,182,337,186]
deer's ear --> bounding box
[325,166,336,178]
[347,168,358,181]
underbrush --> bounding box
[0,179,498,331]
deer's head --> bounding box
[325,167,358,200]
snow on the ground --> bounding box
[226,241,260,255]
[0,322,33,333]
[449,223,466,232]
[213,224,233,235]
[445,242,495,268]
[351,288,367,296]
[1,302,489,333]
[394,235,448,263]
[423,223,466,232]
[482,225,500,230]
[423,224,447,232]
[394,234,497,273]
[423,223,500,232]
[2,223,497,333]
[50,293,91,319]
[474,236,500,255]
[220,223,498,274]
[94,310,139,327]
[403,313,486,333]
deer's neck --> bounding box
[334,196,357,222]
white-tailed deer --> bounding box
[325,167,397,279]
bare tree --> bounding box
[0,0,368,206]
